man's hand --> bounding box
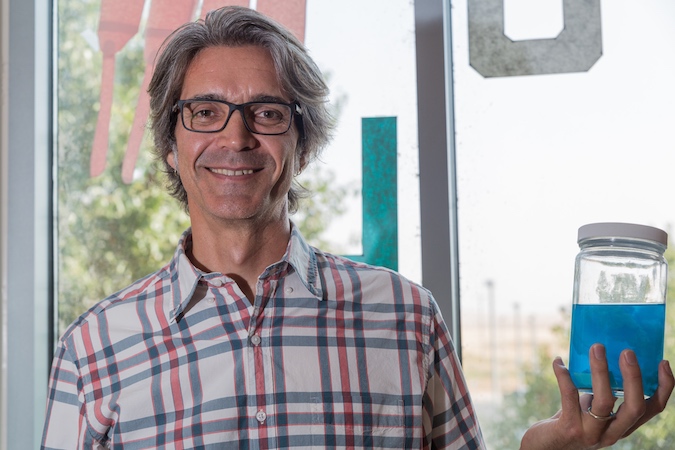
[520,343,675,449]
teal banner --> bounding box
[347,117,398,270]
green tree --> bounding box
[56,0,189,331]
[487,315,567,448]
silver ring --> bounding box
[587,406,616,421]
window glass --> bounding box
[303,0,421,280]
[56,0,190,333]
[55,0,421,336]
[451,0,675,447]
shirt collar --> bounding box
[168,230,203,321]
[168,223,324,321]
[285,222,323,298]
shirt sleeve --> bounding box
[41,339,91,449]
[424,298,487,450]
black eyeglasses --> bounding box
[174,99,302,136]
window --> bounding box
[451,0,675,446]
[12,1,674,448]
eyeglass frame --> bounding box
[173,98,303,136]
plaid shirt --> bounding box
[42,227,485,449]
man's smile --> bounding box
[208,168,256,176]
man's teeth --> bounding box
[210,168,255,176]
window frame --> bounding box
[0,0,54,447]
[415,0,461,351]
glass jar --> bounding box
[568,222,668,397]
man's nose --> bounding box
[216,109,256,149]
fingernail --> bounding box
[593,344,606,360]
[624,350,638,366]
[665,360,673,377]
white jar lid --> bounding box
[578,222,668,246]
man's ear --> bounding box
[296,153,308,175]
[167,145,178,172]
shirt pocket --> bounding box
[310,394,406,449]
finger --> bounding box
[587,344,617,418]
[623,360,675,437]
[618,349,645,413]
[604,350,644,440]
[552,356,583,423]
[649,360,675,413]
[578,392,593,414]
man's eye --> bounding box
[193,108,215,118]
[259,109,282,120]
[251,106,286,123]
[188,103,224,123]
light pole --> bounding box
[514,302,523,390]
[485,279,500,400]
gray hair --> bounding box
[148,6,333,213]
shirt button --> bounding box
[256,410,267,423]
[285,286,294,294]
[211,279,223,287]
[250,334,262,346]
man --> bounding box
[42,6,673,449]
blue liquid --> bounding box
[569,303,665,397]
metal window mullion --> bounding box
[415,0,461,358]
[2,0,53,448]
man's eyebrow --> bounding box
[189,93,221,101]
[249,94,290,103]
[186,94,291,103]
